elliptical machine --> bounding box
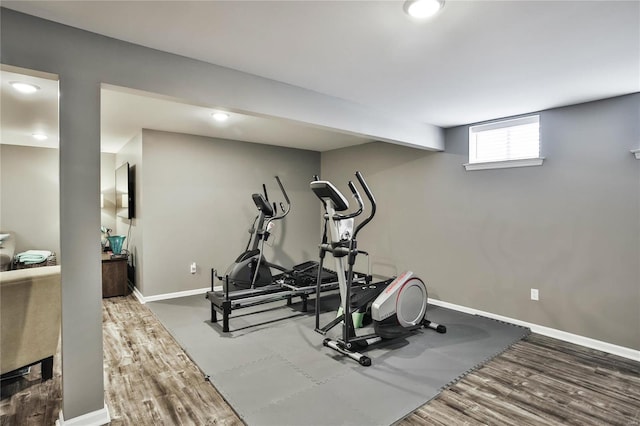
[311,171,445,366]
[223,176,291,291]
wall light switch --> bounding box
[190,262,197,274]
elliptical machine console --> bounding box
[311,172,445,366]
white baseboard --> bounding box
[129,285,639,361]
[134,287,210,304]
[429,298,640,362]
[56,403,110,426]
[131,285,146,304]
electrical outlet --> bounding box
[530,288,539,301]
[190,262,197,274]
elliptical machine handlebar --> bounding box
[337,181,364,220]
[272,176,291,220]
[353,171,376,239]
[348,181,363,208]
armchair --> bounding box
[0,265,61,381]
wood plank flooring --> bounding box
[1,294,639,425]
[400,334,640,426]
[101,296,241,425]
[1,294,241,426]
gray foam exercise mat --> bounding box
[148,293,529,426]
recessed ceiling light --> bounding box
[32,133,48,141]
[404,0,445,19]
[10,81,40,94]
[212,112,230,122]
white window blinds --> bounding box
[469,115,540,164]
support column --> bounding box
[58,76,109,424]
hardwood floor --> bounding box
[0,361,60,426]
[400,335,640,426]
[1,294,639,425]
[1,294,241,426]
[101,296,241,425]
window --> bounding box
[464,115,544,171]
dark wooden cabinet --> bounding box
[102,253,129,298]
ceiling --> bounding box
[1,69,59,149]
[100,86,372,152]
[1,74,373,153]
[2,1,638,153]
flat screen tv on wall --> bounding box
[115,162,135,219]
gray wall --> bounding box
[0,145,117,255]
[138,130,321,297]
[0,145,60,254]
[322,94,639,350]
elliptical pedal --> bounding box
[323,338,371,366]
[423,320,447,334]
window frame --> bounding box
[464,114,544,171]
